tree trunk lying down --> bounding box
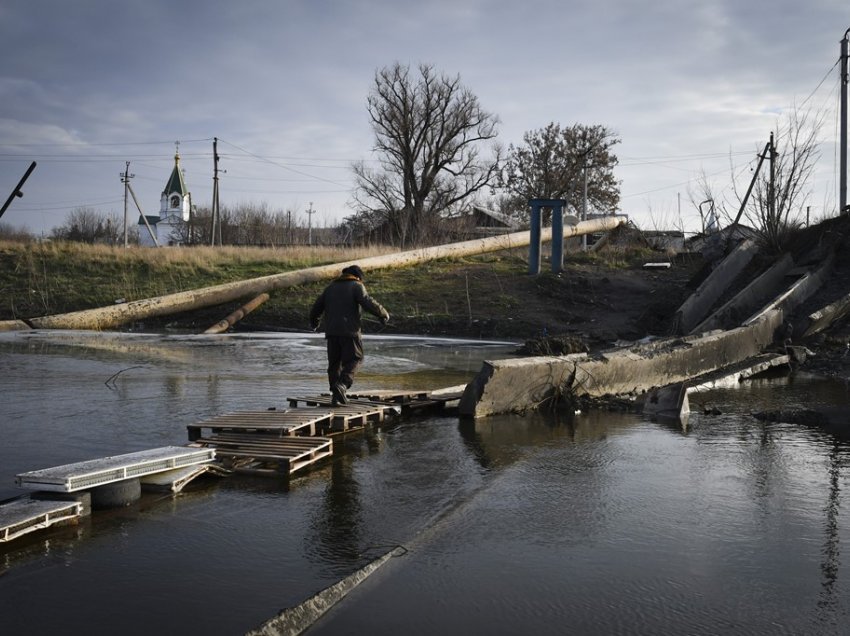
[23,217,625,331]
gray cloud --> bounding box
[1,0,847,234]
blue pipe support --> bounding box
[528,199,567,275]
[528,203,542,274]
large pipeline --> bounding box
[19,216,624,331]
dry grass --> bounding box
[0,240,396,320]
[2,241,394,271]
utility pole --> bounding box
[731,139,771,229]
[120,161,134,248]
[287,209,292,244]
[0,161,37,221]
[677,192,685,237]
[306,201,315,245]
[581,157,589,250]
[840,28,848,214]
[769,132,777,226]
[211,137,221,246]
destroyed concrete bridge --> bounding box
[459,216,850,419]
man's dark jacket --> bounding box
[309,274,389,337]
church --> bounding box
[138,152,192,247]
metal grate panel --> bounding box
[0,498,83,542]
[16,446,216,492]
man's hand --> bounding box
[310,321,320,332]
[381,314,390,326]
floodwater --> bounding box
[1,331,849,635]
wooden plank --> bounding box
[210,438,333,475]
[187,410,334,440]
[286,397,394,418]
[288,395,386,408]
[200,434,327,446]
[289,391,444,416]
[348,390,432,402]
[195,440,327,454]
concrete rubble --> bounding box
[460,221,849,419]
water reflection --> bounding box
[819,440,841,623]
[0,514,92,574]
[309,456,363,574]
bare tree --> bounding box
[684,107,823,254]
[351,62,501,247]
[740,108,823,251]
[499,122,620,219]
[0,222,34,242]
[188,203,318,246]
[51,207,123,244]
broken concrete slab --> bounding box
[674,239,759,334]
[686,353,791,392]
[744,251,835,327]
[691,253,794,335]
[798,290,850,339]
[639,353,792,428]
[642,382,689,423]
[458,309,785,418]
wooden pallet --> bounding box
[191,434,333,476]
[347,388,465,412]
[285,397,398,431]
[187,409,333,440]
[347,389,432,402]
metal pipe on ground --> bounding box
[203,292,270,334]
[24,216,625,331]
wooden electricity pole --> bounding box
[306,202,315,245]
[840,28,848,214]
[120,161,134,248]
[0,161,36,220]
[211,137,222,246]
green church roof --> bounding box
[163,153,188,196]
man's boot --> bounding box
[331,383,348,405]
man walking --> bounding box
[309,265,390,405]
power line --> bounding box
[0,138,215,148]
[798,57,841,109]
[11,197,124,211]
[619,150,751,162]
[622,156,756,199]
[0,152,211,161]
[217,138,351,188]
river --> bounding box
[0,330,848,635]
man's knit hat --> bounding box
[342,265,364,281]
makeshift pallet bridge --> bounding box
[186,393,413,476]
[2,389,461,544]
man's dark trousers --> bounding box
[326,335,364,394]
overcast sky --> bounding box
[1,0,847,237]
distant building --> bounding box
[642,230,685,252]
[138,153,192,247]
[464,205,521,234]
[345,205,521,245]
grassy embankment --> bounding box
[0,239,663,340]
